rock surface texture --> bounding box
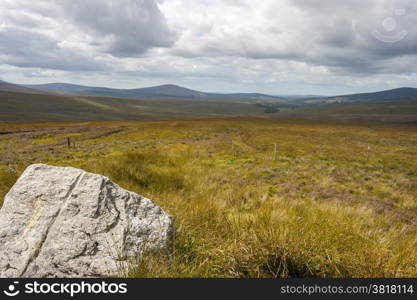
[0,164,173,278]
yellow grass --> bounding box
[0,118,416,277]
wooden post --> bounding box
[273,143,277,161]
[67,137,71,149]
[366,146,371,161]
[232,141,235,158]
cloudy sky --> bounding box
[1,0,417,95]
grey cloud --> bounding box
[62,0,177,57]
[0,29,107,71]
[0,0,177,73]
[1,0,417,95]
[289,0,417,74]
[170,0,417,76]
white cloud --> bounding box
[1,0,417,94]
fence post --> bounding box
[273,143,277,161]
[67,137,71,149]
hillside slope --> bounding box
[0,90,276,122]
[283,99,417,123]
[23,82,285,101]
[305,87,417,104]
[0,80,43,94]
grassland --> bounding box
[0,90,280,122]
[283,100,417,124]
[1,90,416,124]
[0,118,416,277]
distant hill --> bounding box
[0,80,44,94]
[11,82,417,103]
[0,90,285,122]
[275,88,417,124]
[1,81,415,123]
[277,94,326,101]
[306,87,417,104]
[22,83,204,98]
[130,84,207,98]
[282,98,417,124]
[23,82,285,101]
[208,92,284,101]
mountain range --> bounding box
[0,80,45,94]
[0,79,416,103]
[0,80,416,123]
[22,82,285,102]
[315,87,417,103]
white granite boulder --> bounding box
[0,164,174,278]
